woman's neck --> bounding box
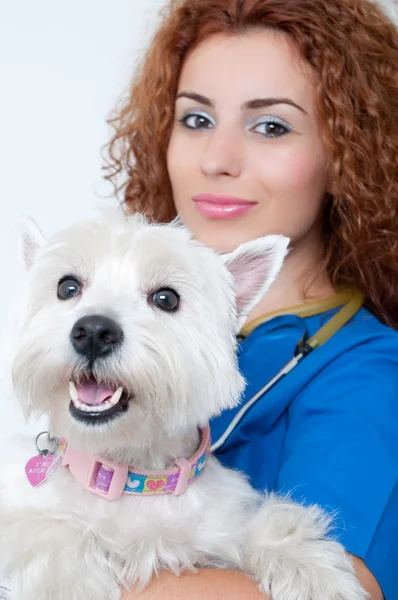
[246,234,336,325]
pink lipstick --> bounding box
[193,194,257,220]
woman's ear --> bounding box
[222,235,289,329]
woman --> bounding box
[105,0,398,598]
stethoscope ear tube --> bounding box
[305,288,365,350]
[210,289,365,453]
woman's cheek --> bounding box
[256,144,327,197]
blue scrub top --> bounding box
[210,305,398,599]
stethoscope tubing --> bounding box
[210,351,305,452]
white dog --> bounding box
[0,210,366,600]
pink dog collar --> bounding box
[61,426,211,501]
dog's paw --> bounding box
[243,494,368,600]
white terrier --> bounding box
[0,210,366,600]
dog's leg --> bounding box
[0,513,123,600]
[242,493,368,600]
[0,583,11,600]
[7,556,122,600]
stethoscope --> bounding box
[210,288,365,452]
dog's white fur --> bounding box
[0,211,367,600]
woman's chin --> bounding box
[191,226,268,254]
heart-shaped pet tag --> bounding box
[25,454,58,487]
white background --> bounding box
[0,0,166,437]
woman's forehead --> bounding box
[177,31,315,115]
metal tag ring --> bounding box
[35,431,59,457]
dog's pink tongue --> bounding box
[77,381,114,406]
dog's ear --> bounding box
[19,217,47,270]
[222,235,289,328]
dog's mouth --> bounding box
[68,377,130,424]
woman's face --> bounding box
[167,30,329,253]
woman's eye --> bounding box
[151,288,180,312]
[57,276,81,300]
[180,113,214,130]
[252,120,290,138]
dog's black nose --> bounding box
[70,315,123,362]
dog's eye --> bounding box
[151,288,180,312]
[57,276,81,300]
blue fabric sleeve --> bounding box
[277,341,398,599]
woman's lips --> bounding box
[193,194,257,220]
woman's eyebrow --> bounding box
[244,97,307,114]
[176,91,213,106]
[176,91,307,114]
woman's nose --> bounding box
[200,125,242,178]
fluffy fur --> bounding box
[0,210,366,599]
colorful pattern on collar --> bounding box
[61,426,211,501]
[123,439,210,495]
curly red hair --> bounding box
[104,0,398,329]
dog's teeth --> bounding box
[74,399,91,412]
[70,384,125,414]
[69,381,79,402]
[71,391,124,413]
[110,387,123,406]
